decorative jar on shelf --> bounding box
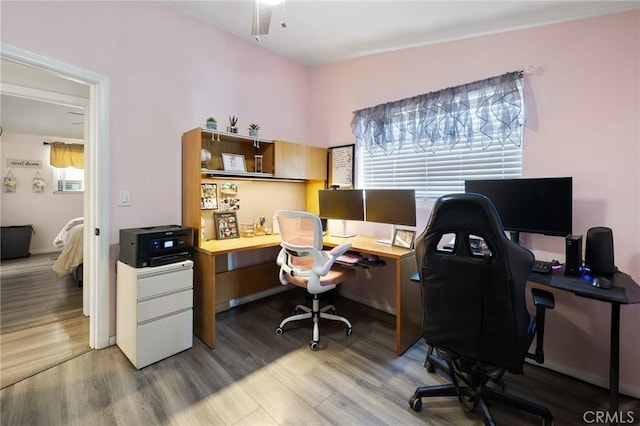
[201,148,212,168]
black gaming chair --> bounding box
[409,193,555,426]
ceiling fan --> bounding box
[251,0,287,41]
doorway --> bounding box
[1,43,110,350]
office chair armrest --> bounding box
[327,243,352,258]
[526,288,555,364]
[314,243,353,276]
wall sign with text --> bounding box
[6,159,42,169]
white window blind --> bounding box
[358,77,524,199]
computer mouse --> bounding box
[592,276,612,289]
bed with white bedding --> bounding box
[52,217,83,286]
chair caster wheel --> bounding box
[409,395,422,412]
[275,327,283,335]
[345,327,353,336]
[309,341,319,351]
[426,362,435,373]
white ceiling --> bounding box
[2,1,637,140]
[1,60,89,140]
[164,0,639,66]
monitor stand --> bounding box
[509,231,521,245]
[376,224,397,245]
[330,220,356,238]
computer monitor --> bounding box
[318,189,365,237]
[364,189,417,244]
[464,177,573,244]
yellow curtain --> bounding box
[49,142,84,169]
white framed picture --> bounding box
[221,153,246,173]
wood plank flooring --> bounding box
[1,253,90,388]
[2,287,638,425]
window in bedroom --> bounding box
[352,72,525,199]
[48,141,85,193]
[54,166,84,192]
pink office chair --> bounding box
[274,210,355,350]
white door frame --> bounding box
[1,43,111,349]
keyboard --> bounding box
[531,260,552,274]
[336,252,362,265]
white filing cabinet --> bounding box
[116,260,193,369]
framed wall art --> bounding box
[214,211,239,240]
[328,144,354,188]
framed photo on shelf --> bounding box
[221,153,246,173]
[214,211,239,240]
[392,228,416,249]
[200,183,218,210]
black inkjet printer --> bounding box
[119,225,193,268]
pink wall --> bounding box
[3,1,639,396]
[310,11,640,396]
[2,1,311,241]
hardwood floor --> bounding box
[0,253,90,388]
[1,287,638,425]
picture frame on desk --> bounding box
[221,153,246,173]
[214,211,239,240]
[392,228,415,249]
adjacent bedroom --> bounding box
[0,75,91,388]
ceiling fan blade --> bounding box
[251,1,273,35]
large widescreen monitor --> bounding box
[364,189,416,245]
[364,189,417,227]
[464,177,572,243]
[318,189,365,237]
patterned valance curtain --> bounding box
[351,72,524,154]
[49,142,84,169]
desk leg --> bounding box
[396,255,422,355]
[610,303,620,425]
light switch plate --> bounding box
[118,190,131,206]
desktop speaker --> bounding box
[585,227,615,277]
[565,235,583,276]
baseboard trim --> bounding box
[339,292,396,316]
[525,358,640,399]
[232,284,291,307]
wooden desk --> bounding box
[323,235,421,355]
[192,234,420,356]
[193,234,283,349]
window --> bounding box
[353,72,524,199]
[54,166,84,192]
[359,131,522,199]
